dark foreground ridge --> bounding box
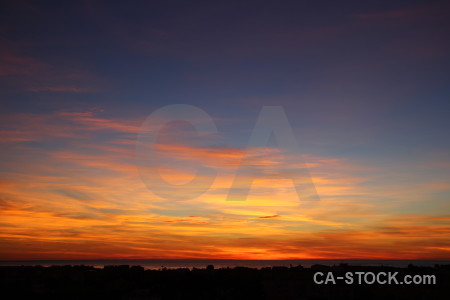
[1,264,449,299]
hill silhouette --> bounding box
[0,263,449,299]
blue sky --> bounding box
[0,0,449,260]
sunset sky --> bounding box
[1,0,450,260]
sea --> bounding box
[0,259,448,270]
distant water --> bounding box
[0,259,449,270]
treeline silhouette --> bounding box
[0,263,449,299]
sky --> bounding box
[0,0,450,260]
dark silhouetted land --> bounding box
[0,263,449,299]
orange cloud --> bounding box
[1,111,450,260]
